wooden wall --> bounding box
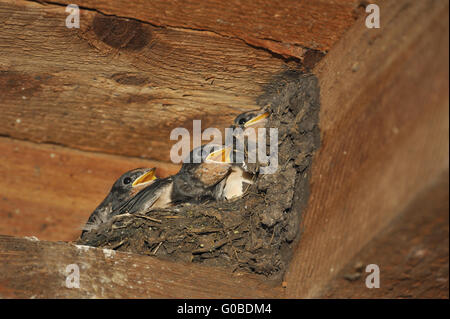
[0,0,360,241]
[0,0,448,298]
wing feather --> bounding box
[115,178,171,215]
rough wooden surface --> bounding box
[0,137,179,242]
[0,0,288,163]
[0,235,280,298]
[284,0,449,298]
[49,0,361,59]
[321,171,449,299]
[0,0,360,248]
[0,174,446,298]
[0,0,448,299]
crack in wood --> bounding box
[25,0,315,62]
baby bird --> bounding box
[81,167,157,236]
[116,144,234,215]
[171,144,233,203]
[231,107,270,154]
[214,148,255,201]
[233,107,270,130]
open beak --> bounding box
[244,111,270,128]
[132,168,157,187]
[205,146,232,163]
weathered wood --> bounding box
[284,0,449,298]
[0,0,448,299]
[0,137,180,242]
[0,0,287,163]
[321,171,449,298]
[0,235,281,298]
[47,0,360,59]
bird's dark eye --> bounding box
[238,117,247,125]
[123,177,132,185]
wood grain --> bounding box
[284,0,449,297]
[0,235,281,298]
[0,137,180,242]
[321,171,449,299]
[0,0,448,299]
[0,0,287,163]
[47,0,361,59]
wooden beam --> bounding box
[321,171,449,298]
[45,0,360,59]
[284,0,449,298]
[0,0,448,298]
[0,0,287,163]
[0,137,179,242]
[0,235,281,298]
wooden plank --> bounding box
[0,137,180,242]
[0,0,448,299]
[284,0,449,297]
[47,0,360,59]
[0,0,286,163]
[321,171,449,298]
[0,235,281,298]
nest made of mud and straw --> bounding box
[77,71,320,280]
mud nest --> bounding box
[77,71,320,280]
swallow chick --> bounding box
[172,144,233,203]
[116,144,233,215]
[233,107,270,130]
[81,167,157,235]
[231,107,270,153]
[214,148,255,201]
[116,176,174,215]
